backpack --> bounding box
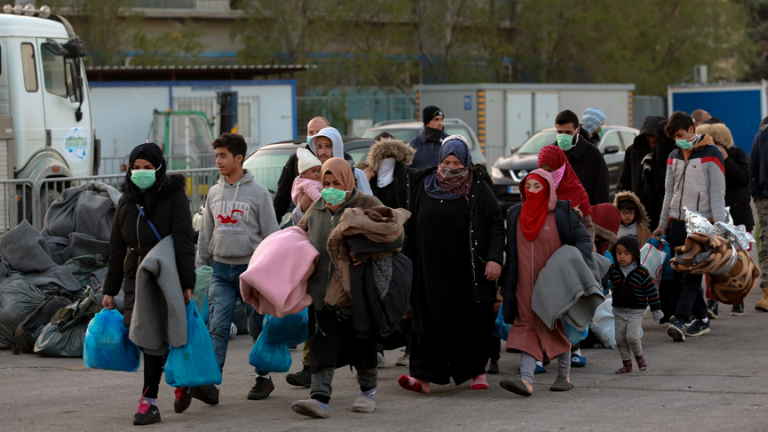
[12,296,72,354]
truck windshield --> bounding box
[41,43,67,98]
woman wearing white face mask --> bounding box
[101,143,196,425]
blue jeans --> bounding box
[208,261,265,374]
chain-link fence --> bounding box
[297,95,416,136]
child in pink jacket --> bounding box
[291,148,323,224]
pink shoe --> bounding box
[398,374,430,393]
[470,374,488,390]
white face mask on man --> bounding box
[377,158,397,188]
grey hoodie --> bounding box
[309,126,373,195]
[196,170,280,267]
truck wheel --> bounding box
[38,187,61,223]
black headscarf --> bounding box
[124,143,168,215]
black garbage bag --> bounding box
[34,287,101,357]
[0,277,46,349]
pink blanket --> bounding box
[240,227,317,317]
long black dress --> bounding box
[409,192,493,385]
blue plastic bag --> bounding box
[493,307,510,341]
[561,319,589,344]
[165,302,222,387]
[84,309,141,372]
[249,309,308,373]
[647,236,673,280]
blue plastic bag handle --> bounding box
[135,204,163,242]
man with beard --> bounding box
[409,106,449,168]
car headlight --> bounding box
[491,166,504,179]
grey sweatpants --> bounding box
[615,315,644,359]
[520,351,570,384]
[311,366,378,402]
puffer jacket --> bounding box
[103,174,196,327]
[659,136,726,229]
[409,129,449,169]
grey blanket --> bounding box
[24,265,83,298]
[41,182,120,242]
[129,235,187,356]
[0,221,56,273]
[532,246,610,332]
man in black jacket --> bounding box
[409,105,449,169]
[555,110,610,205]
[272,116,330,222]
[617,116,665,208]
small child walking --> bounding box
[290,148,323,224]
[610,236,663,374]
[614,191,653,244]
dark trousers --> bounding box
[142,352,166,399]
[668,219,708,320]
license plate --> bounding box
[508,185,519,194]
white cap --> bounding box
[297,148,322,174]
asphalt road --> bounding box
[1,285,767,432]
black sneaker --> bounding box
[707,300,719,319]
[190,385,219,405]
[686,319,711,337]
[487,362,500,374]
[731,303,745,316]
[247,376,274,400]
[174,387,192,413]
[286,365,312,388]
[667,321,686,342]
[133,399,161,426]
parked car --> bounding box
[490,126,639,209]
[361,118,487,166]
[242,137,373,195]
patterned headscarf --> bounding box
[424,135,474,200]
[537,144,592,216]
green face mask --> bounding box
[307,135,313,145]
[676,139,693,150]
[131,169,157,191]
[556,133,575,151]
[321,187,348,205]
[598,127,606,139]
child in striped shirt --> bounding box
[610,236,664,374]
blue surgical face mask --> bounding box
[307,135,313,145]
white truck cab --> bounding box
[0,6,96,190]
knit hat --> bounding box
[581,108,606,134]
[591,203,621,244]
[297,148,322,174]
[422,105,444,125]
[613,235,641,260]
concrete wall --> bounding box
[484,90,505,166]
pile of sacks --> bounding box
[0,182,121,356]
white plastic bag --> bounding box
[589,298,616,349]
[640,241,667,287]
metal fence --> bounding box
[23,168,219,232]
[297,95,416,135]
[99,155,216,176]
[0,179,34,233]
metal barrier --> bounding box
[31,168,220,231]
[99,156,129,176]
[0,179,34,233]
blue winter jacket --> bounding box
[408,129,449,169]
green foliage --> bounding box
[129,20,206,66]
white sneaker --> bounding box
[395,352,410,367]
[229,322,237,340]
[377,352,385,367]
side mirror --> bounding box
[603,145,620,155]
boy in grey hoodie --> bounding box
[191,133,280,407]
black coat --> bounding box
[273,147,355,222]
[103,174,196,326]
[369,164,413,211]
[501,200,593,325]
[564,135,610,205]
[409,129,449,169]
[649,121,677,229]
[404,167,505,303]
[724,145,754,231]
[617,116,664,204]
